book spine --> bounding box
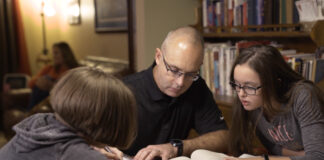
[286,0,293,24]
[292,0,299,23]
[242,0,248,27]
[256,0,264,25]
[280,0,287,24]
[203,0,208,27]
[207,0,215,27]
[247,0,256,26]
[273,0,280,24]
[264,0,273,25]
[228,0,234,27]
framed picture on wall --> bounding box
[94,0,128,32]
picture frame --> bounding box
[94,0,128,32]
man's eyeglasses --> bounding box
[230,81,262,95]
[162,53,200,81]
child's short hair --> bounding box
[50,67,136,149]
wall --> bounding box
[20,0,128,75]
[134,0,199,71]
[20,0,198,74]
[20,0,59,75]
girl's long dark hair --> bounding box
[53,42,79,69]
[228,45,309,156]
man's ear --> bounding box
[155,48,162,65]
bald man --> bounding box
[123,26,228,160]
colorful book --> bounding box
[313,59,324,83]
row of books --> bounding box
[284,53,324,83]
[202,0,300,28]
[201,41,324,96]
[202,43,235,96]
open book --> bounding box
[171,149,259,160]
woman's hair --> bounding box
[228,45,305,156]
[53,42,79,69]
[50,67,137,149]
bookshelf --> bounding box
[193,0,324,52]
[194,0,324,129]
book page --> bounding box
[238,153,258,158]
[190,149,230,160]
[170,156,191,160]
[189,149,259,160]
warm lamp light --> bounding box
[43,4,56,17]
[36,0,55,67]
[40,0,55,55]
[68,4,80,17]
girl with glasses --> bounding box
[227,45,324,160]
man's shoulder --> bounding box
[123,69,149,85]
[188,77,209,93]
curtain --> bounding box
[0,0,30,91]
[13,0,30,75]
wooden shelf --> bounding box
[203,31,309,38]
[202,23,310,38]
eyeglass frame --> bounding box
[229,81,262,95]
[161,52,200,81]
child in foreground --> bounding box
[0,67,137,160]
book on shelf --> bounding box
[202,43,235,96]
[247,0,257,26]
[282,53,324,81]
[273,0,280,24]
[312,59,324,83]
[224,0,229,26]
[202,0,208,27]
[228,0,234,27]
[242,0,248,27]
[256,0,264,25]
[264,0,273,25]
[203,43,230,95]
[215,1,224,27]
[225,47,236,96]
[207,0,215,27]
[280,0,287,24]
[286,0,293,24]
[292,0,299,23]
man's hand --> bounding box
[134,143,177,160]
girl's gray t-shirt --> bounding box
[252,83,324,160]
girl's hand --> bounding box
[93,146,123,160]
[35,76,54,91]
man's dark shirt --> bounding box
[122,63,227,156]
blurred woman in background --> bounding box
[27,41,78,110]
